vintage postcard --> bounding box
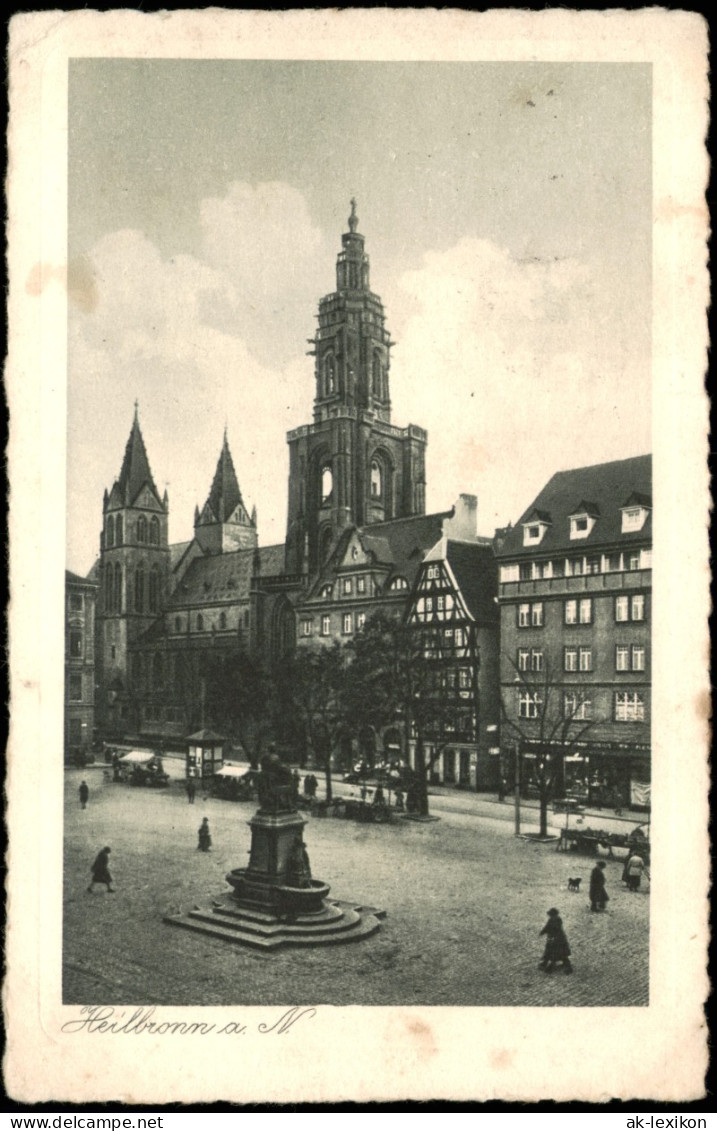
[5,8,710,1105]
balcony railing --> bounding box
[499,569,651,600]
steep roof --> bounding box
[363,511,453,587]
[445,541,498,625]
[66,568,98,587]
[115,409,161,507]
[253,543,286,576]
[199,432,244,524]
[165,548,255,609]
[497,455,652,558]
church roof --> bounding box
[65,568,98,587]
[164,543,283,609]
[115,407,161,507]
[200,432,245,524]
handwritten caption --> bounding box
[61,1005,316,1037]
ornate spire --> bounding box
[116,406,161,507]
[348,197,358,233]
[200,432,245,523]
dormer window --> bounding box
[521,512,550,547]
[569,513,596,540]
[621,505,649,533]
[320,584,333,600]
[389,577,409,592]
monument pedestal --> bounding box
[165,760,384,950]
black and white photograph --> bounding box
[5,8,710,1105]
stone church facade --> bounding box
[90,203,499,784]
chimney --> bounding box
[445,494,478,541]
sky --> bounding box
[67,60,652,575]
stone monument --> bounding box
[165,753,384,950]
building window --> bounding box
[518,602,543,628]
[605,552,621,572]
[564,692,592,720]
[69,593,83,612]
[320,584,333,600]
[321,466,333,505]
[567,557,583,576]
[579,647,592,672]
[324,354,336,397]
[632,644,646,671]
[175,617,182,632]
[615,595,629,622]
[615,691,645,722]
[68,674,82,701]
[454,627,465,648]
[343,578,352,596]
[520,563,532,581]
[114,564,122,614]
[370,460,382,498]
[621,505,648,533]
[500,563,519,583]
[106,515,115,548]
[137,515,147,543]
[569,513,595,539]
[197,614,204,631]
[69,630,83,658]
[627,552,641,571]
[390,577,408,592]
[357,612,366,631]
[531,649,544,672]
[586,556,601,575]
[427,565,439,580]
[150,516,160,545]
[523,524,544,546]
[565,598,592,625]
[564,647,578,672]
[342,613,353,635]
[219,612,227,630]
[115,515,123,545]
[301,620,312,637]
[321,615,331,636]
[134,564,145,613]
[518,648,530,672]
[616,645,630,672]
[631,594,645,621]
[357,576,366,594]
[518,691,541,719]
[148,564,160,613]
[616,594,646,622]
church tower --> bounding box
[194,430,258,554]
[285,202,427,575]
[97,405,169,731]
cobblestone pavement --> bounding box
[64,768,649,1008]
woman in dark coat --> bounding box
[197,817,212,852]
[590,860,609,911]
[87,847,114,893]
[539,908,572,973]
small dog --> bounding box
[568,877,582,892]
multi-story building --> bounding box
[404,537,500,789]
[495,455,652,810]
[64,570,98,762]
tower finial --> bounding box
[348,197,358,233]
[134,398,139,420]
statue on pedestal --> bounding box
[256,751,296,815]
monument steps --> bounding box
[164,904,381,950]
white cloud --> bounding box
[389,238,650,533]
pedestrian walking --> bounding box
[497,776,507,803]
[292,770,301,799]
[623,852,646,892]
[79,780,89,810]
[197,817,212,852]
[307,774,318,799]
[186,778,196,804]
[394,789,405,812]
[539,908,573,974]
[589,860,610,912]
[87,846,114,893]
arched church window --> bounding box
[148,564,160,613]
[115,515,123,545]
[371,460,382,498]
[114,564,123,614]
[372,352,382,397]
[106,515,115,548]
[321,465,333,505]
[324,355,336,397]
[134,563,145,613]
[137,515,147,543]
[197,614,204,632]
[149,516,160,545]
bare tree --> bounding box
[500,656,598,837]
